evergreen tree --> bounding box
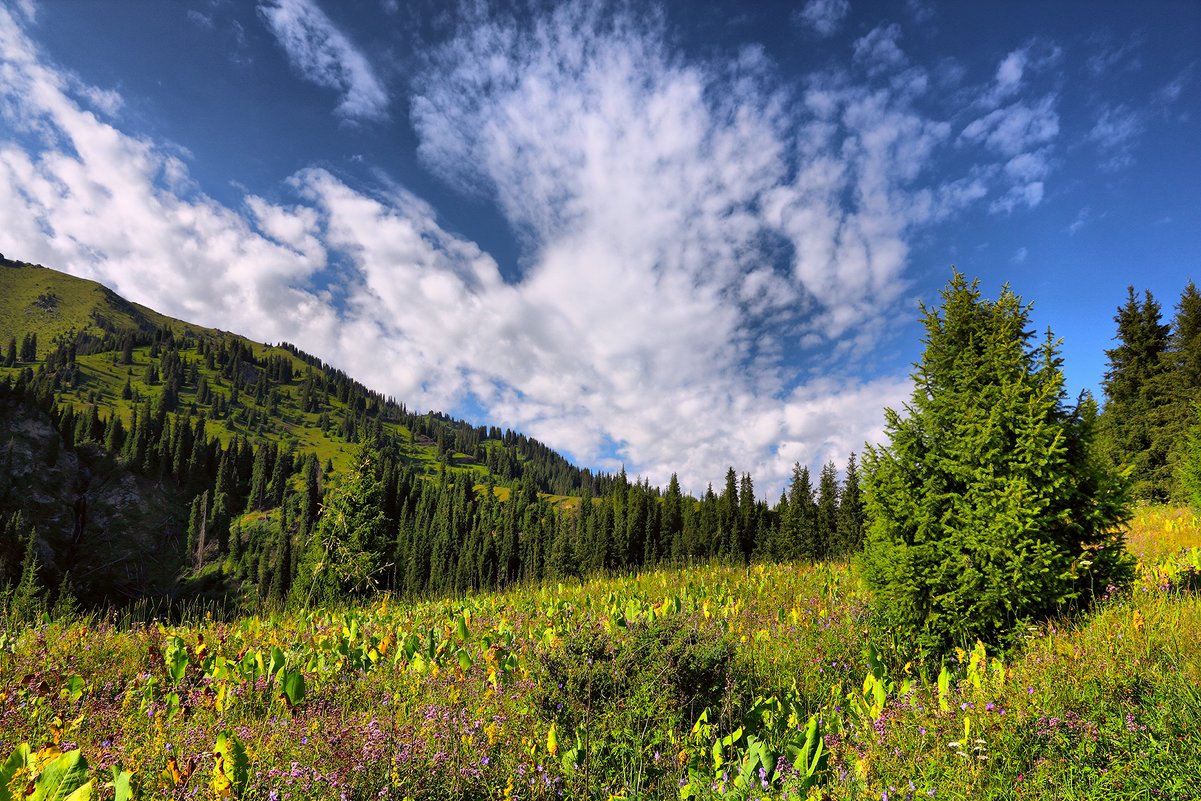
[835,453,865,556]
[1180,403,1201,510]
[782,463,817,561]
[862,272,1132,657]
[815,461,839,562]
[718,467,741,560]
[9,527,44,624]
[1162,282,1201,499]
[663,474,683,559]
[294,445,388,605]
[1099,286,1171,500]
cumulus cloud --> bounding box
[258,0,388,120]
[0,6,336,353]
[0,2,1018,496]
[795,0,849,38]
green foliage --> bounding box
[294,445,389,605]
[862,271,1133,658]
[211,731,249,799]
[1,521,1200,800]
[1,745,94,801]
[1179,403,1201,510]
[8,525,44,627]
[1099,286,1172,500]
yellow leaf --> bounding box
[163,757,186,787]
[547,723,559,756]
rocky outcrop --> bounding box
[1,399,187,603]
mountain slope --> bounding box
[0,258,611,608]
[0,256,212,357]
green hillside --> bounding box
[0,257,208,358]
[0,258,866,616]
[0,258,619,608]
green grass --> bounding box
[2,507,1199,799]
[0,260,213,357]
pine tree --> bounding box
[782,464,817,561]
[862,272,1132,657]
[294,445,388,605]
[663,474,683,559]
[1180,403,1201,510]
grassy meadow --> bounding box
[2,507,1199,800]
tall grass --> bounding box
[1,508,1198,800]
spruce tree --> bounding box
[1180,404,1201,510]
[835,453,865,556]
[815,462,839,561]
[294,445,387,605]
[1162,282,1201,499]
[1099,286,1171,500]
[10,527,44,625]
[862,272,1132,657]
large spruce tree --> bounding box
[862,272,1132,657]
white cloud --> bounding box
[1011,246,1028,264]
[1156,67,1192,105]
[0,2,1014,496]
[258,0,388,120]
[853,24,906,76]
[0,5,335,352]
[962,95,1058,157]
[1088,104,1143,171]
[795,0,849,38]
[1067,206,1092,236]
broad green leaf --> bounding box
[28,749,90,801]
[211,732,249,800]
[280,670,306,708]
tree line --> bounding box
[1098,281,1201,503]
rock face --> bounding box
[1,398,186,603]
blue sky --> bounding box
[1,0,1198,496]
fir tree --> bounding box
[294,445,388,605]
[862,272,1132,657]
[1162,282,1201,499]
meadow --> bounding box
[2,507,1199,801]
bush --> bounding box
[862,272,1133,657]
